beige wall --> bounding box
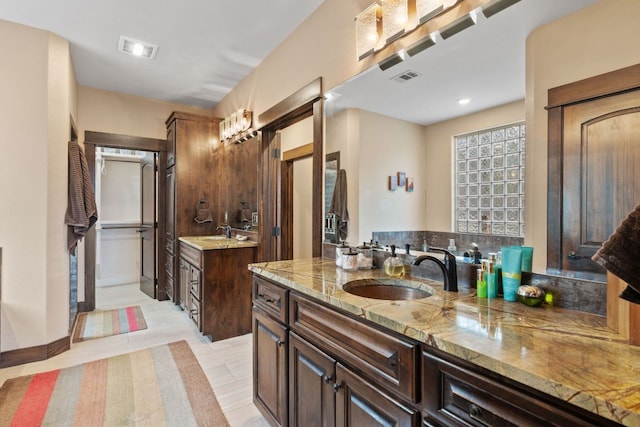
[280,117,314,259]
[424,101,525,231]
[0,19,75,351]
[525,0,640,271]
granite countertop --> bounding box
[179,235,258,251]
[249,258,640,426]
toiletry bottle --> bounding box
[383,245,405,277]
[501,247,522,301]
[447,238,457,254]
[476,269,487,298]
[486,261,497,298]
[422,237,429,253]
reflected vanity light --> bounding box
[378,50,406,71]
[381,0,409,44]
[355,3,381,60]
[439,9,476,39]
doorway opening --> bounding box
[82,132,167,313]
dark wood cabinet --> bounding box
[421,348,620,427]
[179,241,255,341]
[253,307,289,427]
[164,111,218,303]
[335,363,419,427]
[289,332,336,427]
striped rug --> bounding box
[0,341,230,426]
[72,306,147,343]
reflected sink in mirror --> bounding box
[342,278,434,300]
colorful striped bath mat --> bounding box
[72,306,147,343]
[0,340,230,426]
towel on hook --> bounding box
[65,141,98,253]
[592,203,640,304]
[330,169,349,241]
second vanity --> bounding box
[179,235,257,341]
[250,258,640,427]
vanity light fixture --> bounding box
[439,8,476,39]
[381,0,409,44]
[406,31,438,57]
[378,50,405,71]
[118,36,158,59]
[220,109,254,144]
[415,0,460,26]
[355,3,382,60]
[481,0,521,18]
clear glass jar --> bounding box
[341,250,359,271]
[357,242,373,270]
[335,241,349,267]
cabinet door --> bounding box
[179,259,189,310]
[335,363,419,427]
[253,308,288,427]
[289,332,336,427]
[166,167,175,242]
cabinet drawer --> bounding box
[189,265,201,301]
[421,349,612,427]
[290,294,419,402]
[253,276,288,323]
[179,242,202,268]
[189,293,200,330]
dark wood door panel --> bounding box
[563,89,640,272]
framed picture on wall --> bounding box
[389,175,398,191]
[406,177,414,192]
[397,171,406,187]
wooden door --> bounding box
[335,364,419,427]
[253,308,288,427]
[289,332,336,427]
[140,152,157,297]
[562,89,640,272]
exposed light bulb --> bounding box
[132,43,144,56]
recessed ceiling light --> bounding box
[118,36,158,59]
[458,98,471,105]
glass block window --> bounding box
[455,122,525,237]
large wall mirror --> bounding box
[324,0,596,269]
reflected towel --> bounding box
[330,169,349,241]
[592,203,640,304]
[65,141,98,253]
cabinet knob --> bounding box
[276,340,285,347]
[469,404,489,426]
[332,382,342,393]
[322,374,332,384]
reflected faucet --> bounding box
[412,248,458,292]
[217,224,231,238]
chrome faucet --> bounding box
[412,248,458,292]
[216,224,231,238]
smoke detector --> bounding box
[118,36,158,59]
[390,70,421,83]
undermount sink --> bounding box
[342,278,434,300]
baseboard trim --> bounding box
[0,335,70,368]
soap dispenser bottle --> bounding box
[383,245,405,277]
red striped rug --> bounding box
[72,306,147,343]
[0,341,230,426]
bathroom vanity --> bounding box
[250,258,640,427]
[179,236,257,341]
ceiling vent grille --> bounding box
[118,36,158,59]
[390,70,421,83]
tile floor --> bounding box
[0,283,269,426]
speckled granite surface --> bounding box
[179,236,258,251]
[249,258,640,426]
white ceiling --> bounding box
[0,0,324,109]
[326,0,598,126]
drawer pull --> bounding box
[469,404,489,426]
[332,382,342,393]
[190,280,198,285]
[387,351,398,372]
[258,293,275,303]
